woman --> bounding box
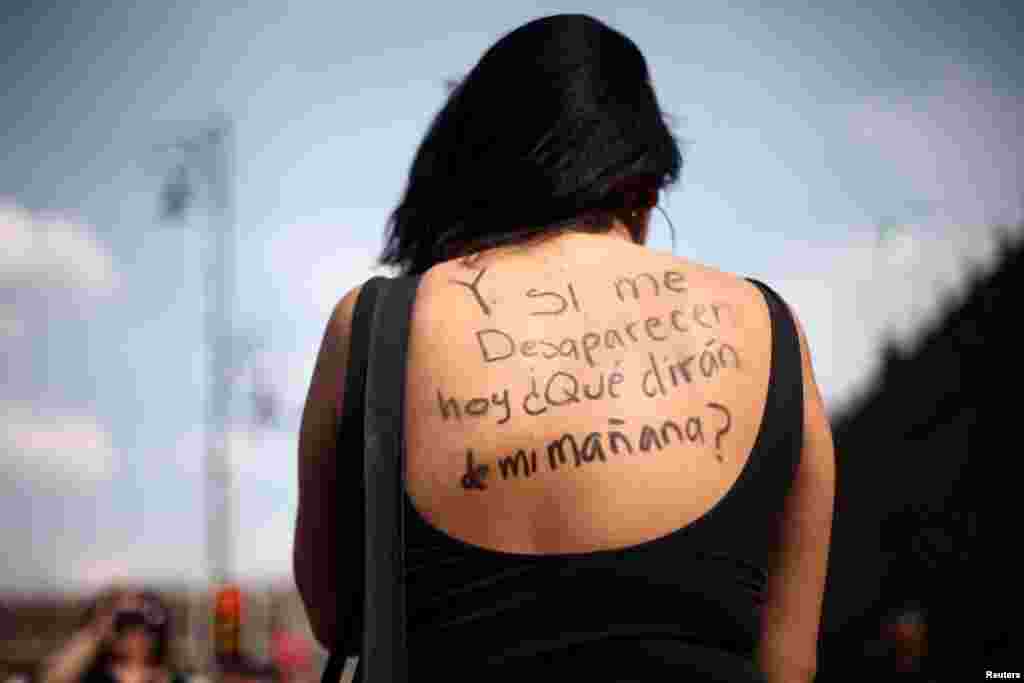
[39,588,187,683]
[295,13,834,682]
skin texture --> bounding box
[294,215,834,682]
[756,311,835,682]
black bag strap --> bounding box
[322,274,421,683]
[321,277,387,683]
[361,274,421,683]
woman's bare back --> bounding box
[403,233,774,555]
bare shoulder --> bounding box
[326,283,365,344]
[693,263,819,386]
[657,254,773,331]
[298,282,366,468]
[671,256,761,297]
[319,281,368,395]
[695,263,821,389]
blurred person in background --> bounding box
[881,605,928,675]
[295,12,834,682]
[267,621,311,683]
[216,654,276,683]
[38,588,188,683]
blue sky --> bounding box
[1,0,1020,592]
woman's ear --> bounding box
[643,187,658,210]
[615,205,648,244]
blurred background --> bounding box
[1,0,1010,680]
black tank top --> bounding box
[344,277,802,682]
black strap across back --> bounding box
[323,274,803,683]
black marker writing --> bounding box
[474,303,723,368]
[522,376,547,416]
[525,283,583,316]
[528,366,626,415]
[641,341,743,397]
[460,450,489,490]
[568,283,582,311]
[693,304,713,328]
[497,449,539,479]
[464,406,731,489]
[613,269,687,302]
[450,267,491,316]
[437,388,512,425]
[707,402,731,462]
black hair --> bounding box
[79,589,172,675]
[380,13,683,275]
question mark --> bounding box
[706,402,732,462]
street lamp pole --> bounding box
[158,114,236,590]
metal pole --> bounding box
[203,117,235,590]
[157,115,236,590]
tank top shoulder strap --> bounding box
[625,277,806,555]
[745,277,804,476]
[683,278,804,559]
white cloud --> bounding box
[68,542,206,591]
[71,558,136,592]
[158,423,298,583]
[0,199,120,299]
[228,427,298,583]
[228,348,314,432]
[0,302,26,340]
[1,199,122,400]
[168,424,298,483]
[851,66,1023,229]
[1,401,120,484]
[226,427,297,482]
[267,350,316,416]
[263,223,392,318]
[167,427,206,477]
[233,504,297,583]
[766,220,1016,413]
[777,68,1024,412]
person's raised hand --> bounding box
[88,587,134,642]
